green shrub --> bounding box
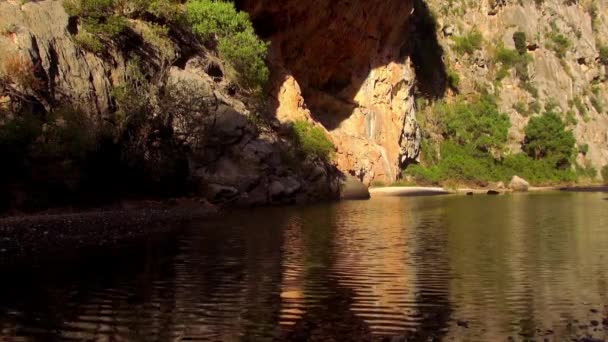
[575,163,597,180]
[187,0,269,90]
[447,69,460,89]
[292,120,335,161]
[578,143,589,155]
[523,111,576,169]
[495,45,531,82]
[441,94,510,153]
[513,31,527,55]
[529,100,542,114]
[404,141,577,186]
[496,46,520,66]
[521,81,539,98]
[602,165,608,184]
[513,101,527,115]
[573,96,587,115]
[453,30,483,55]
[591,96,604,113]
[74,32,105,53]
[600,46,608,65]
[549,33,571,58]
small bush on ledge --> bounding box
[292,120,335,161]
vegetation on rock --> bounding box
[292,120,335,162]
[187,0,269,90]
[405,96,579,186]
[522,111,576,169]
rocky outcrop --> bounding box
[241,0,422,185]
[339,175,371,200]
[509,176,530,192]
[0,0,342,208]
[0,1,125,116]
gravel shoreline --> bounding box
[0,205,217,268]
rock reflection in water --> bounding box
[1,192,608,341]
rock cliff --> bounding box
[240,0,422,185]
[0,0,342,208]
[425,0,608,175]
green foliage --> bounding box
[600,46,608,65]
[405,141,577,186]
[590,96,604,113]
[217,31,269,90]
[578,143,589,155]
[523,111,576,169]
[495,45,531,82]
[549,33,571,58]
[405,96,581,186]
[521,81,539,98]
[513,101,527,115]
[447,69,460,89]
[529,100,542,114]
[602,165,608,184]
[513,31,527,55]
[73,32,105,53]
[292,120,335,161]
[572,96,587,116]
[187,0,269,90]
[575,163,597,180]
[453,29,483,55]
[440,94,510,153]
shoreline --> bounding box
[370,185,608,197]
[0,202,217,269]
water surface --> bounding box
[1,192,608,341]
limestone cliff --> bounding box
[425,0,608,175]
[240,0,422,185]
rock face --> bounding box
[0,1,125,117]
[240,0,421,185]
[426,0,608,176]
[339,175,371,200]
[0,0,342,207]
[509,176,530,192]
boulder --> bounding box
[339,175,371,200]
[509,176,530,192]
[206,184,239,203]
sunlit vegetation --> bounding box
[291,120,335,161]
[187,0,269,89]
[405,95,580,186]
[62,0,268,90]
[453,29,483,55]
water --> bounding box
[1,192,608,341]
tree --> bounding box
[441,94,510,153]
[187,0,269,90]
[522,111,576,169]
[513,31,527,55]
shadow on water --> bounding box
[236,0,447,131]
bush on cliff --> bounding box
[292,120,335,161]
[601,165,608,184]
[522,111,576,169]
[187,0,269,90]
[440,94,510,153]
[405,96,578,186]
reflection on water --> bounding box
[1,192,608,341]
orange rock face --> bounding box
[241,0,421,185]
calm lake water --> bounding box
[1,192,608,341]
